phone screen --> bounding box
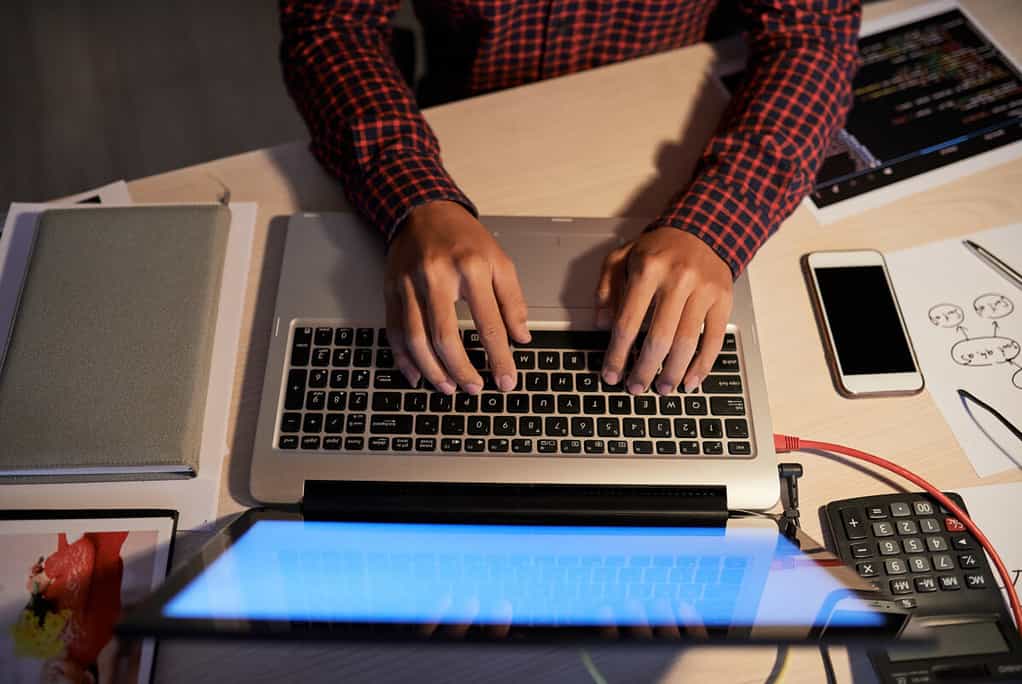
[814,265,916,376]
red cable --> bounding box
[774,433,1022,634]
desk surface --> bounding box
[127,0,1022,681]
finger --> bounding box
[461,266,517,392]
[486,599,514,639]
[649,598,682,640]
[659,294,712,394]
[400,278,456,394]
[423,273,484,394]
[385,284,421,387]
[603,267,659,391]
[682,297,731,393]
[444,595,480,639]
[492,258,531,344]
[628,287,688,394]
[622,599,653,640]
[419,594,454,637]
[596,605,619,640]
[595,246,629,329]
[675,598,708,640]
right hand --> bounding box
[385,201,531,394]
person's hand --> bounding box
[596,228,733,395]
[385,201,531,394]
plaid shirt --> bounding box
[280,0,860,276]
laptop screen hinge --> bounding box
[301,481,728,526]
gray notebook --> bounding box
[0,205,230,482]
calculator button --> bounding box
[890,578,912,594]
[897,598,917,609]
[841,509,868,539]
[938,575,961,591]
[865,505,887,519]
[885,559,907,575]
[964,573,988,589]
[850,542,872,559]
[896,520,919,535]
[879,540,901,556]
[872,522,895,537]
[926,536,949,552]
[914,577,938,592]
[944,517,966,532]
[950,535,971,549]
[890,502,912,517]
[958,553,979,569]
[919,518,941,534]
[856,562,878,578]
[913,500,935,516]
[933,554,955,571]
[908,556,931,573]
[902,538,924,554]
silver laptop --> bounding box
[251,213,778,510]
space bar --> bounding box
[370,415,413,434]
[514,330,611,349]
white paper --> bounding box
[957,483,1022,621]
[887,223,1022,477]
[0,202,256,530]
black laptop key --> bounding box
[355,328,374,346]
[658,396,682,415]
[441,438,462,452]
[370,414,412,434]
[512,439,533,453]
[576,373,599,392]
[516,330,609,350]
[306,390,326,411]
[551,373,573,392]
[325,413,344,433]
[294,326,313,345]
[702,375,742,394]
[377,328,389,346]
[441,415,465,435]
[372,392,402,411]
[538,439,558,453]
[291,340,311,366]
[468,350,487,370]
[481,393,504,413]
[330,370,349,389]
[468,416,491,435]
[725,419,749,439]
[332,348,351,366]
[710,396,745,416]
[514,351,535,369]
[465,438,486,452]
[532,394,555,413]
[680,441,699,454]
[587,351,605,371]
[539,352,560,370]
[583,395,606,414]
[633,440,653,455]
[728,442,751,455]
[349,392,368,411]
[623,418,645,438]
[561,439,582,454]
[455,393,479,412]
[684,396,707,415]
[403,392,427,412]
[392,436,412,451]
[312,348,331,367]
[369,437,389,451]
[281,413,301,433]
[344,436,364,450]
[634,396,656,415]
[494,416,516,436]
[703,441,723,455]
[571,417,594,437]
[376,348,394,368]
[308,369,328,388]
[353,349,373,367]
[346,413,367,434]
[507,393,529,413]
[656,441,677,455]
[609,396,630,414]
[675,417,696,437]
[429,393,453,412]
[563,351,585,370]
[374,370,413,389]
[301,435,321,450]
[608,440,628,454]
[525,372,548,392]
[597,417,620,437]
[323,436,342,450]
[722,332,736,352]
[415,437,436,451]
[480,372,498,391]
[699,419,723,439]
[285,369,307,410]
[557,395,581,414]
[314,327,333,345]
[545,416,568,436]
[711,354,739,373]
[648,418,671,438]
[488,438,510,453]
[463,329,483,348]
[334,327,353,345]
[520,416,542,435]
[351,370,370,388]
[584,439,605,454]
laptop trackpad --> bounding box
[495,232,623,309]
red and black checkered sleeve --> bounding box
[647,0,861,276]
[279,0,477,240]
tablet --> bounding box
[119,509,908,644]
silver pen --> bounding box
[962,239,1022,291]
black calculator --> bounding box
[825,492,1022,683]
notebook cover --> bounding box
[0,205,230,482]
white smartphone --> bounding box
[802,250,924,398]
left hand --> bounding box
[595,228,733,395]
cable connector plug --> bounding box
[774,433,801,453]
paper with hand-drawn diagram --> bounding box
[886,223,1022,478]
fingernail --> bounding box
[628,382,645,395]
[498,374,515,392]
[464,382,482,395]
[438,380,456,395]
[656,382,673,395]
[603,370,620,385]
[684,376,700,393]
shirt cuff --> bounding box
[644,174,775,279]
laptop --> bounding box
[250,213,778,513]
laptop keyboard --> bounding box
[276,325,754,458]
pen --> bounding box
[963,239,1022,292]
[957,388,1022,446]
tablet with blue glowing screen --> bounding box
[119,508,909,644]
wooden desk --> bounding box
[129,0,1022,680]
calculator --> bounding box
[825,492,1022,683]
